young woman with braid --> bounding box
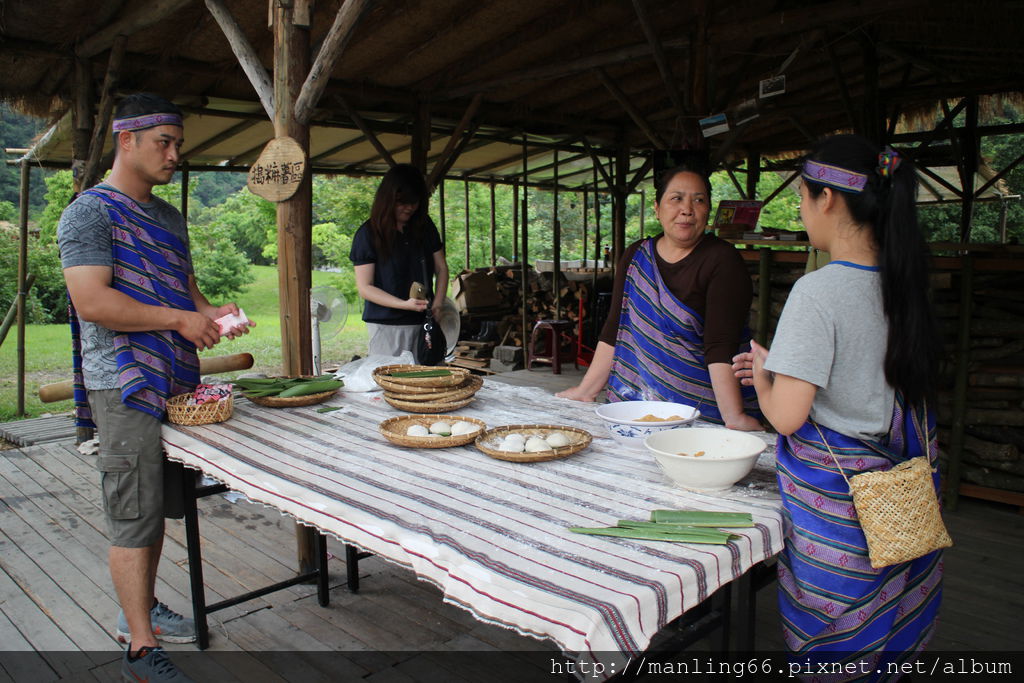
[733,134,944,680]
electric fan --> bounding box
[310,285,349,374]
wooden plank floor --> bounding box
[1,367,1021,681]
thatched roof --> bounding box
[3,0,1023,193]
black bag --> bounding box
[414,255,447,366]
[415,310,447,366]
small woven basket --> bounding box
[378,414,487,449]
[848,457,953,568]
[383,375,483,403]
[373,364,467,389]
[165,393,233,426]
[475,424,592,463]
[383,395,475,413]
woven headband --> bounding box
[801,160,867,193]
[112,113,183,132]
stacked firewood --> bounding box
[456,266,602,350]
[934,269,1024,494]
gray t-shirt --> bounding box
[764,262,894,440]
[57,185,192,389]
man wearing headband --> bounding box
[57,92,250,682]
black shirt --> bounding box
[349,218,444,325]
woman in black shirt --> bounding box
[350,164,449,356]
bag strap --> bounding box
[810,420,853,490]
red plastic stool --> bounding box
[526,319,577,374]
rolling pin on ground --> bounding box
[37,352,255,403]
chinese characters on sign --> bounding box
[247,136,307,202]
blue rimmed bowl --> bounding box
[594,400,700,450]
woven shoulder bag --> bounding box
[813,423,952,569]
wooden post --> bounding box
[553,149,561,322]
[439,180,446,244]
[591,164,602,342]
[464,179,470,270]
[746,152,760,200]
[959,96,979,242]
[82,36,125,190]
[16,160,29,417]
[489,181,496,266]
[945,254,974,511]
[512,180,519,262]
[612,146,628,267]
[582,189,588,264]
[411,99,430,174]
[272,0,315,574]
[180,163,189,222]
[756,248,771,347]
[639,189,646,240]
[72,58,94,193]
[521,136,529,348]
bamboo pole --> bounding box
[180,163,189,222]
[17,160,29,416]
[439,180,446,244]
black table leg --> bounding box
[317,532,330,607]
[733,569,755,651]
[182,475,210,650]
[345,544,361,593]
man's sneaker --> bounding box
[116,601,196,644]
[122,646,195,682]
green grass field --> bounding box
[0,265,368,422]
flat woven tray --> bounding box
[247,389,338,408]
[373,364,467,389]
[378,415,487,448]
[383,375,483,403]
[383,395,475,414]
[166,393,233,425]
[475,424,592,463]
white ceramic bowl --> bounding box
[594,400,700,450]
[644,428,767,492]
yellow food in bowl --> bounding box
[636,414,686,422]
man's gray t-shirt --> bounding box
[764,262,894,440]
[57,185,192,389]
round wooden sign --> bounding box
[247,136,307,202]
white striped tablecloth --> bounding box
[162,382,784,660]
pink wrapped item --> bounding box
[215,309,250,336]
[188,383,233,406]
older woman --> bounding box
[350,164,449,356]
[557,166,761,430]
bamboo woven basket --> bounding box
[475,424,592,463]
[378,415,487,448]
[383,395,475,413]
[165,393,233,426]
[247,389,338,408]
[383,375,483,403]
[373,364,467,389]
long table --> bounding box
[162,381,784,662]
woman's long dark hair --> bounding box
[803,134,939,408]
[369,164,429,261]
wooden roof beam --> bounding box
[441,38,689,100]
[463,147,545,176]
[632,0,685,116]
[294,0,372,126]
[354,133,446,167]
[182,119,261,162]
[309,134,368,161]
[334,94,397,168]
[595,68,667,150]
[77,0,192,58]
[429,122,481,187]
[81,36,125,190]
[426,93,482,189]
[204,0,275,120]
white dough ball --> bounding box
[502,433,526,447]
[545,432,570,448]
[525,436,551,453]
[406,424,430,437]
[451,421,478,436]
[429,421,452,435]
[499,439,525,452]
